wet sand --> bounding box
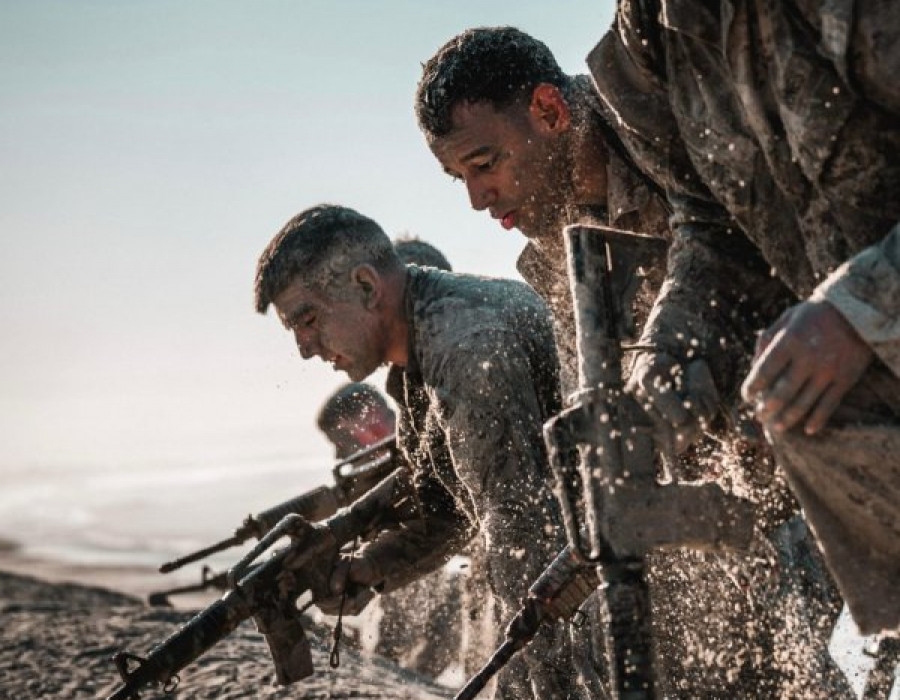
[0,546,453,700]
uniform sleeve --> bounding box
[431,330,565,611]
[638,196,794,398]
[358,472,473,594]
[354,452,473,594]
[813,223,900,378]
[590,6,794,400]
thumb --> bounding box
[329,559,351,596]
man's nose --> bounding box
[466,177,497,212]
[293,328,321,359]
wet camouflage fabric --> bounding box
[361,266,586,699]
[589,0,900,634]
[509,63,845,695]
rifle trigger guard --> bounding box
[112,651,147,682]
[162,674,180,693]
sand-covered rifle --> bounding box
[455,546,599,700]
[107,467,418,700]
[458,226,755,699]
[158,436,398,574]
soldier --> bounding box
[589,0,900,638]
[255,204,586,699]
[416,26,668,395]
[317,382,395,460]
[317,381,461,681]
[416,27,852,698]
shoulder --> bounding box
[408,270,555,378]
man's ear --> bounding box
[529,83,571,134]
[351,264,382,309]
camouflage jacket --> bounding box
[589,0,900,392]
[359,266,582,697]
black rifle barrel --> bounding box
[454,640,521,700]
[147,570,227,606]
[107,556,280,700]
[158,534,244,573]
[107,590,251,700]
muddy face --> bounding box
[273,276,389,382]
[429,99,571,241]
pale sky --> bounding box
[0,0,616,472]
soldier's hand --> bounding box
[741,300,873,435]
[627,351,719,453]
[316,554,379,615]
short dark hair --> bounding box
[393,236,453,271]
[316,382,394,435]
[254,204,399,313]
[415,26,569,139]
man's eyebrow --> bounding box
[283,302,316,327]
[460,145,493,164]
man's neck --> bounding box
[568,92,610,211]
[381,266,410,368]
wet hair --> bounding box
[415,26,569,139]
[316,382,394,436]
[255,204,400,313]
[393,236,453,271]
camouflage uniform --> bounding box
[519,71,851,696]
[359,266,586,699]
[589,0,900,637]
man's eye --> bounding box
[475,156,497,172]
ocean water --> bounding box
[0,450,332,569]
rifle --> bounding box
[107,515,335,700]
[456,546,600,700]
[147,566,227,607]
[107,466,419,700]
[456,226,755,700]
[158,436,398,574]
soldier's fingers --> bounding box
[753,307,795,359]
[753,362,809,425]
[684,360,719,422]
[769,375,828,433]
[804,382,851,435]
[647,389,692,429]
[741,330,792,402]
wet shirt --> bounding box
[589,0,900,388]
[359,266,584,698]
[362,266,565,601]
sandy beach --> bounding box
[0,542,454,700]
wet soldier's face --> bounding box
[273,271,390,382]
[429,86,572,241]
